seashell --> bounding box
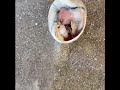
[48,0,87,43]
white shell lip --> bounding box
[48,0,87,44]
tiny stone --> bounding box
[19,17,22,20]
[35,23,38,25]
[94,58,97,60]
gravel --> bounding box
[15,0,105,90]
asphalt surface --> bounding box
[15,0,105,90]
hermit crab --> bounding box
[48,0,87,43]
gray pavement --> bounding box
[15,0,105,90]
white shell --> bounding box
[48,0,87,43]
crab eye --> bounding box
[70,7,78,9]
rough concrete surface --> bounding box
[15,0,105,90]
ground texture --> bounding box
[15,0,105,90]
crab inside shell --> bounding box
[48,0,87,43]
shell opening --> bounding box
[55,7,83,41]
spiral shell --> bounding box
[48,0,87,43]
